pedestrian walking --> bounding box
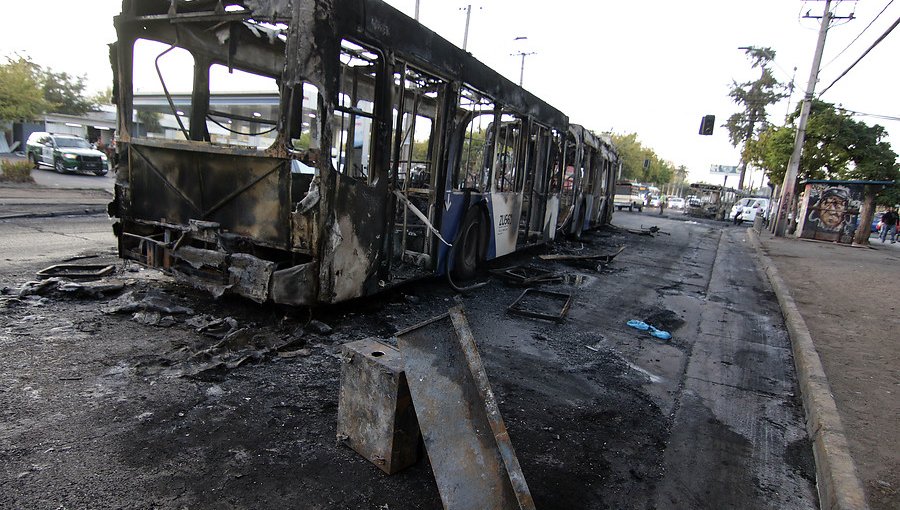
[880,207,899,243]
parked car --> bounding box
[25,132,109,175]
[871,212,884,233]
[667,197,685,209]
[729,197,770,223]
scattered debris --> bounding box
[36,264,115,280]
[306,320,333,335]
[490,265,565,286]
[197,317,240,339]
[132,311,177,327]
[507,289,574,323]
[15,278,63,297]
[539,245,626,262]
[102,291,194,316]
[277,348,312,359]
[626,226,670,236]
[397,307,535,509]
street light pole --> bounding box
[511,36,534,87]
[774,0,832,237]
[414,0,420,20]
[461,4,472,50]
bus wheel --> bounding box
[453,207,486,281]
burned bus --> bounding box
[109,0,618,305]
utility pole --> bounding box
[511,37,535,87]
[462,5,471,50]
[774,0,833,236]
[513,51,536,87]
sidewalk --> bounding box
[753,229,900,510]
[0,183,111,219]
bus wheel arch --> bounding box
[452,205,489,281]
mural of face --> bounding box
[818,192,848,230]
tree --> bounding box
[41,70,93,115]
[0,56,49,123]
[91,87,114,108]
[610,132,676,185]
[724,47,788,189]
[747,100,899,243]
[137,110,162,134]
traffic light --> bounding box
[699,114,715,136]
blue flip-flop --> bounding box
[648,326,672,340]
[627,320,650,331]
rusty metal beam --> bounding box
[396,307,535,510]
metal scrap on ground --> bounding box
[489,265,565,286]
[36,263,116,280]
[396,307,535,510]
[538,244,626,262]
[627,226,670,236]
[507,288,574,323]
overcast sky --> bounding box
[2,0,897,185]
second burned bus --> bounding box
[109,0,619,305]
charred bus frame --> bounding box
[109,0,618,305]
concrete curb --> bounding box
[0,207,108,220]
[748,229,868,510]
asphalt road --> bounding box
[0,214,116,275]
[30,164,116,191]
[0,212,818,509]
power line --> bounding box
[819,14,900,95]
[835,106,900,122]
[822,0,894,69]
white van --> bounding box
[729,198,770,223]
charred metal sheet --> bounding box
[128,141,292,249]
[538,245,626,262]
[396,307,535,510]
[36,264,116,280]
[336,338,420,475]
[244,0,293,22]
[489,265,564,286]
[319,174,389,303]
[165,247,274,303]
[227,253,274,303]
[270,261,317,306]
[507,288,573,323]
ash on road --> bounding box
[0,213,817,509]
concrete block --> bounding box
[336,338,420,474]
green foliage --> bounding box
[747,100,899,195]
[0,159,35,183]
[460,127,487,182]
[91,87,114,108]
[42,69,93,115]
[137,110,162,133]
[878,186,900,207]
[0,56,49,122]
[724,47,788,161]
[610,132,675,185]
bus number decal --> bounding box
[497,213,512,233]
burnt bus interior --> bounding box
[109,0,597,304]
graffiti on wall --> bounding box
[801,184,863,242]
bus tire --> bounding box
[453,206,487,281]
